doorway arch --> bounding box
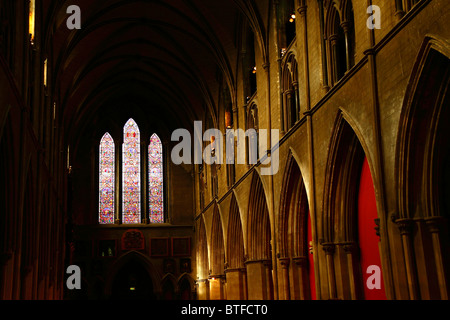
[105,251,160,300]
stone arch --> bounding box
[281,52,300,130]
[395,36,450,300]
[226,194,245,270]
[279,152,309,258]
[245,171,273,300]
[210,205,225,276]
[177,273,196,300]
[104,250,161,299]
[278,152,313,300]
[247,172,271,261]
[225,193,247,300]
[195,215,210,300]
[209,204,226,299]
[322,110,384,300]
[161,273,177,300]
[324,0,355,84]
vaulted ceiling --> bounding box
[42,0,268,152]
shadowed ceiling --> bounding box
[42,0,267,153]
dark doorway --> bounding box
[111,260,155,300]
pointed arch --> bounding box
[279,153,309,258]
[226,194,245,270]
[396,36,450,299]
[196,216,209,280]
[247,172,271,261]
[178,273,196,300]
[279,152,314,300]
[323,112,366,244]
[211,205,225,276]
[99,132,115,224]
[322,110,385,300]
[397,36,450,220]
[161,273,177,300]
[148,133,164,223]
[104,250,161,298]
[122,118,141,224]
[246,171,273,300]
[324,0,356,84]
[196,215,210,300]
[281,52,300,130]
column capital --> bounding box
[292,256,308,267]
[424,216,446,234]
[395,218,414,235]
[340,242,358,254]
[321,242,335,255]
[278,257,290,269]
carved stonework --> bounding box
[278,257,290,269]
[342,242,357,254]
[121,229,145,251]
[395,218,414,236]
[322,243,335,255]
[292,256,307,267]
[424,216,445,234]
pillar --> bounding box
[395,218,419,299]
[225,268,247,300]
[342,242,359,300]
[322,243,337,299]
[245,259,272,300]
[209,275,225,300]
[293,256,308,300]
[425,216,448,299]
[279,257,290,300]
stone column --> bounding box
[329,34,339,84]
[395,0,405,20]
[293,256,308,300]
[279,257,290,300]
[209,274,225,300]
[342,242,359,300]
[322,243,337,299]
[225,268,247,300]
[395,218,419,299]
[245,259,272,300]
[425,216,448,299]
[263,260,274,300]
[196,279,209,300]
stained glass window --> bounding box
[122,119,141,224]
[149,134,164,223]
[99,133,115,224]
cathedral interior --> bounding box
[0,0,450,301]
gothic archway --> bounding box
[246,171,273,300]
[105,251,160,300]
[225,193,246,299]
[396,37,450,300]
[196,216,209,300]
[279,152,313,300]
[322,111,385,300]
[210,205,225,299]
